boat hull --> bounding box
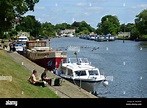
[61,77,102,93]
[33,57,66,71]
[26,49,67,71]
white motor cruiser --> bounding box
[57,57,108,94]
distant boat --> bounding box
[66,33,74,37]
[57,58,108,93]
[25,40,67,71]
[61,33,74,37]
[96,35,115,42]
[18,36,29,43]
[79,34,115,42]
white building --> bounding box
[60,29,75,34]
[118,32,131,38]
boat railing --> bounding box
[61,52,67,56]
[66,58,90,64]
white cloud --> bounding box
[123,3,126,7]
[88,6,103,11]
[89,3,92,7]
[55,3,58,7]
[72,18,75,22]
[35,6,45,10]
[76,2,87,6]
[131,4,147,9]
[84,12,89,15]
[137,4,147,8]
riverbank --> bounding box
[0,49,58,98]
[0,47,97,98]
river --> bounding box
[48,37,147,98]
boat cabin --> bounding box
[26,40,46,49]
[59,58,103,80]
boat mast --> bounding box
[48,37,52,51]
[74,51,78,63]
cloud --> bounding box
[88,6,103,11]
[131,4,147,9]
[84,12,89,15]
[137,4,147,8]
[35,6,45,10]
[76,2,87,6]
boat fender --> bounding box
[103,80,108,87]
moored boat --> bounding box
[57,58,108,94]
[25,39,67,71]
[13,42,26,55]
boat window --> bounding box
[41,43,44,46]
[38,43,41,46]
[34,43,37,47]
[67,69,73,76]
[75,71,86,76]
[88,70,98,75]
[61,67,66,74]
[29,43,33,46]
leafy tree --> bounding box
[9,30,18,38]
[55,23,72,30]
[96,23,103,35]
[120,23,136,32]
[79,30,90,34]
[41,22,55,37]
[125,23,135,32]
[96,28,103,35]
[16,15,41,37]
[135,9,147,35]
[0,0,39,38]
[130,27,140,40]
[71,21,80,33]
[72,21,95,34]
[97,15,120,35]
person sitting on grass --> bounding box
[41,68,52,86]
[28,69,46,87]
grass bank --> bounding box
[0,50,59,98]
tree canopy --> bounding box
[0,0,39,37]
[16,15,41,37]
[135,9,147,35]
[96,15,120,35]
[72,21,95,34]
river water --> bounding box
[48,37,147,98]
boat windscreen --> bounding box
[75,70,87,76]
[88,70,98,75]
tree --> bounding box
[0,0,39,38]
[16,15,41,37]
[55,23,72,30]
[120,23,136,32]
[135,9,147,35]
[41,22,55,37]
[72,21,95,34]
[130,27,140,40]
[71,21,80,33]
[97,15,120,35]
[9,30,18,39]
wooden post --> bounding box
[48,37,52,51]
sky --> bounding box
[25,0,147,28]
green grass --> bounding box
[0,50,59,98]
[142,35,147,39]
